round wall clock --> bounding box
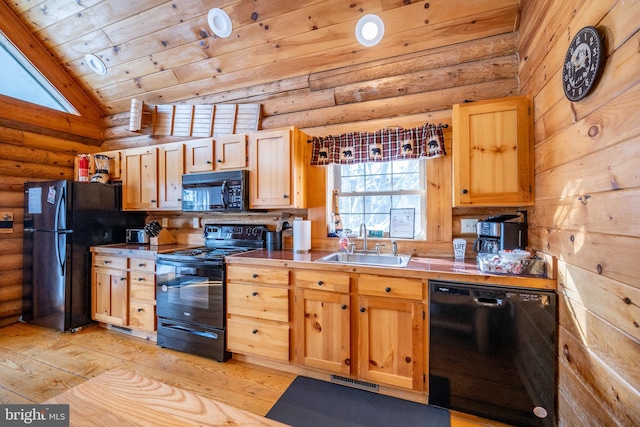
[562,26,605,101]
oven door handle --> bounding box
[156,258,223,269]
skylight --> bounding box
[0,31,78,115]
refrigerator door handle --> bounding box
[56,231,67,276]
[55,186,67,276]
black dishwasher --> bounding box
[428,280,557,427]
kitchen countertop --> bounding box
[226,249,557,291]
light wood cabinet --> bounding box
[157,142,185,210]
[92,258,128,326]
[294,270,351,375]
[185,138,214,173]
[357,275,425,391]
[121,146,158,210]
[215,134,248,170]
[128,257,157,332]
[452,95,534,207]
[91,251,157,333]
[226,265,291,362]
[184,134,247,173]
[249,127,308,209]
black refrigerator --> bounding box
[22,180,146,332]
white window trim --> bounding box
[327,159,427,240]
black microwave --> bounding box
[182,170,249,212]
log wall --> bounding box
[520,0,640,425]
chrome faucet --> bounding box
[359,223,368,252]
[392,240,398,256]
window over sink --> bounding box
[329,159,426,239]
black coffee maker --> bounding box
[473,211,527,254]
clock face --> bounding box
[562,26,604,101]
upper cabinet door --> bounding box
[249,127,308,209]
[158,142,185,210]
[184,138,214,173]
[121,147,158,210]
[452,96,534,207]
[214,133,248,170]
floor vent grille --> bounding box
[331,375,379,392]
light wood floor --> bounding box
[0,322,506,426]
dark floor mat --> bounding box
[266,376,450,427]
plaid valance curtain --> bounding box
[309,122,446,165]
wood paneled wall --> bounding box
[519,0,640,425]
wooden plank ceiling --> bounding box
[3,0,520,117]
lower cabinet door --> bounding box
[357,296,424,390]
[295,288,351,374]
[227,317,289,362]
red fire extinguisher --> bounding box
[78,154,90,182]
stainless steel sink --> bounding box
[316,252,411,268]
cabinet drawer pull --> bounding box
[385,287,391,293]
[137,277,144,281]
[341,304,347,310]
[252,274,258,279]
[252,329,258,334]
[251,291,258,297]
[103,260,111,264]
[317,280,324,286]
[359,307,365,313]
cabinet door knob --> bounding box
[137,277,144,281]
[137,308,144,312]
[359,307,365,313]
[462,189,468,194]
[252,291,258,296]
[283,194,289,199]
[151,199,157,203]
[120,277,126,281]
[341,304,347,310]
[138,263,146,267]
[252,329,258,334]
[345,359,351,366]
[317,280,323,286]
[217,159,222,163]
[103,260,111,264]
[385,287,391,293]
[252,274,258,279]
[206,160,212,164]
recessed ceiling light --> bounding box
[85,54,107,75]
[355,14,384,47]
[208,8,232,38]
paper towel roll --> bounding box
[293,220,311,253]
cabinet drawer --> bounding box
[358,275,423,300]
[130,271,155,288]
[227,317,289,361]
[130,258,155,273]
[129,301,156,332]
[295,270,350,293]
[227,283,289,322]
[130,280,155,301]
[227,265,289,286]
[93,255,127,269]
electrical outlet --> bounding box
[461,219,478,234]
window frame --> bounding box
[327,159,427,240]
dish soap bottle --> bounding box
[338,231,349,252]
